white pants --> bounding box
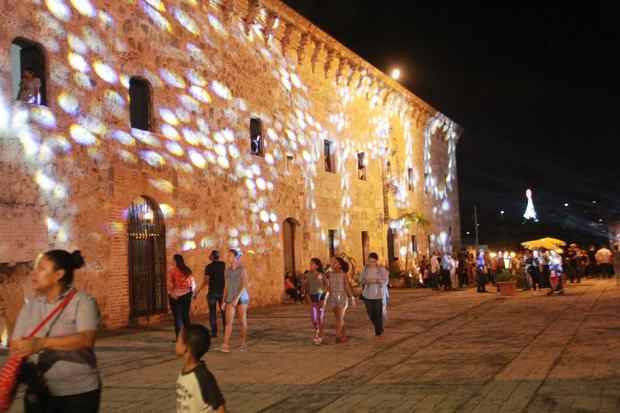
[450,271,458,289]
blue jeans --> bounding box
[170,292,192,338]
[207,292,225,336]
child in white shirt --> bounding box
[176,324,225,413]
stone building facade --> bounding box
[0,0,461,329]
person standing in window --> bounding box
[168,254,195,339]
[17,67,42,105]
[360,253,389,337]
[11,250,101,413]
[220,249,250,353]
[195,251,226,338]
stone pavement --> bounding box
[3,279,620,412]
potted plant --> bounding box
[495,270,518,296]
[389,269,405,288]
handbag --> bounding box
[0,288,77,412]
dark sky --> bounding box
[283,1,620,247]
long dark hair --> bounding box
[334,257,349,273]
[174,254,192,276]
[44,249,85,288]
[310,258,324,273]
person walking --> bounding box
[11,250,101,412]
[595,245,614,279]
[168,254,195,339]
[195,250,226,338]
[587,245,597,277]
[440,252,452,290]
[547,250,565,295]
[476,251,487,293]
[326,257,355,343]
[430,252,440,290]
[540,250,551,288]
[450,254,459,290]
[489,254,498,286]
[220,249,250,353]
[360,253,389,337]
[566,245,579,284]
[466,253,476,286]
[305,258,327,344]
[525,250,541,291]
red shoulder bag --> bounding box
[0,289,77,412]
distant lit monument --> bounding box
[523,188,538,222]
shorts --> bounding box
[310,293,326,303]
[327,293,348,309]
[226,292,250,305]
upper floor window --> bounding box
[357,152,367,180]
[324,140,336,173]
[328,229,338,257]
[408,168,415,192]
[250,118,264,156]
[361,231,370,265]
[11,38,46,105]
[285,153,294,174]
[129,77,152,131]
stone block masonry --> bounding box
[0,0,461,328]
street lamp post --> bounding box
[474,204,480,252]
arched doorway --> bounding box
[128,196,167,318]
[283,218,298,276]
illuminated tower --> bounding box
[523,188,538,222]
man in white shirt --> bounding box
[360,253,389,337]
[440,252,453,290]
[595,246,614,278]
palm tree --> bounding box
[394,211,430,272]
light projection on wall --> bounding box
[523,188,538,222]
[423,112,460,251]
[1,0,459,262]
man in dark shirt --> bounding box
[195,251,226,337]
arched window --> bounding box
[11,38,46,105]
[129,77,152,131]
[127,196,167,318]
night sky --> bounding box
[283,1,620,248]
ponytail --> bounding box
[44,249,85,288]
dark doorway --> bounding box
[128,196,167,318]
[387,228,396,265]
[283,218,298,276]
[361,231,369,265]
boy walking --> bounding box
[176,324,226,413]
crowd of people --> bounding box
[412,243,616,296]
[5,242,615,412]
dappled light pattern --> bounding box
[1,0,459,268]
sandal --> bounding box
[239,344,248,352]
[219,345,231,353]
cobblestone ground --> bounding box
[3,279,620,412]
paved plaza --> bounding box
[3,279,620,412]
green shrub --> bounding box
[495,270,515,282]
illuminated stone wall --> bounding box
[0,0,461,328]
